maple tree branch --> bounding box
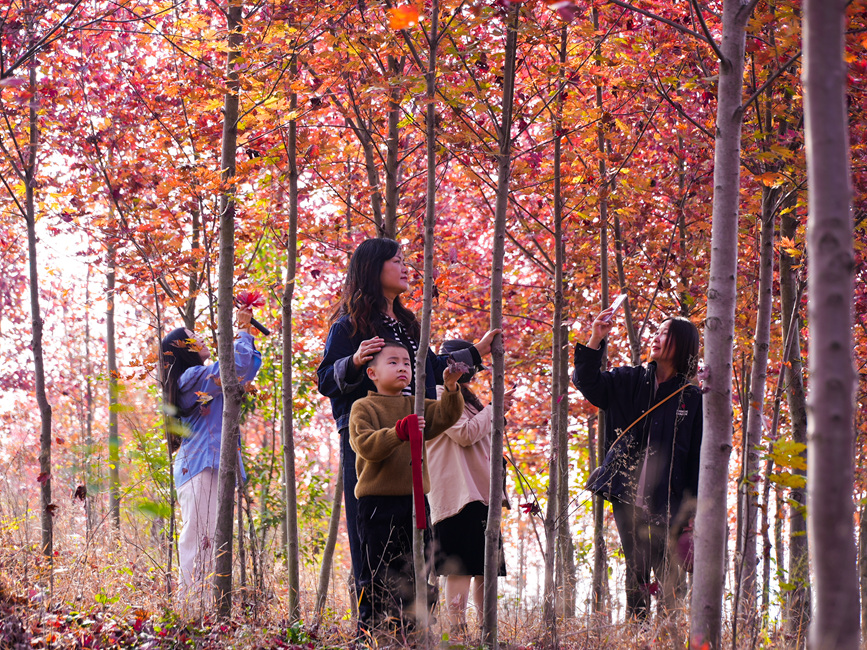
[113,2,213,69]
[122,75,191,157]
[442,96,498,143]
[0,0,87,79]
[435,0,469,48]
[89,141,181,308]
[741,50,802,113]
[689,0,726,65]
[634,216,680,343]
[519,10,626,140]
[91,0,186,24]
[507,228,554,276]
[739,0,761,22]
[0,109,25,179]
[237,57,294,123]
[445,34,503,141]
[309,165,377,225]
[475,184,555,273]
[650,72,714,140]
[0,168,27,220]
[445,298,553,327]
[607,0,704,41]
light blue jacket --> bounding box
[173,331,262,488]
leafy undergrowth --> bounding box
[0,524,782,649]
[0,595,340,650]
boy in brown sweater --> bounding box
[349,340,464,636]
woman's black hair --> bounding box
[161,327,205,420]
[332,238,420,340]
[459,383,486,414]
[661,317,701,379]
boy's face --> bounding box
[366,345,412,395]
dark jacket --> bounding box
[317,314,480,431]
[572,340,702,523]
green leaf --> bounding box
[137,500,171,520]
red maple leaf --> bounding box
[236,289,266,308]
[389,5,419,30]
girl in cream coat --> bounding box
[427,339,513,639]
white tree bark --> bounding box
[483,5,519,647]
[690,0,754,646]
[803,1,859,648]
[411,0,438,637]
[735,189,776,632]
[779,206,810,638]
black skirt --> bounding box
[432,501,506,577]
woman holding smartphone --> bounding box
[573,305,702,619]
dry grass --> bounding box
[0,507,799,649]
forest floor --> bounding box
[0,526,785,649]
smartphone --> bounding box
[602,294,627,322]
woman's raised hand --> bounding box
[236,306,254,334]
[503,388,516,413]
[588,308,615,349]
[352,337,385,369]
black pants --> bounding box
[357,494,435,633]
[340,428,363,590]
[612,501,676,620]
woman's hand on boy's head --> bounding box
[353,337,385,369]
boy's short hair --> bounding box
[369,340,411,365]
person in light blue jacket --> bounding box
[161,307,262,606]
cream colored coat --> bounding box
[426,385,494,525]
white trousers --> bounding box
[177,468,219,608]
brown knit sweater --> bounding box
[349,389,464,498]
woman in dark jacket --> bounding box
[573,306,702,620]
[316,237,498,599]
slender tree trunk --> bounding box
[803,1,859,647]
[558,322,575,617]
[315,457,343,618]
[83,275,96,535]
[358,130,384,232]
[107,243,120,530]
[690,1,754,646]
[860,500,867,641]
[236,466,247,589]
[184,207,201,331]
[554,26,576,618]
[772,483,784,622]
[736,187,777,632]
[482,6,518,647]
[411,2,439,639]
[677,135,693,317]
[612,213,640,365]
[542,356,560,642]
[151,284,174,597]
[542,24,567,642]
[590,6,609,618]
[382,54,402,239]
[282,68,301,622]
[25,55,52,561]
[213,0,244,617]
[779,205,810,641]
